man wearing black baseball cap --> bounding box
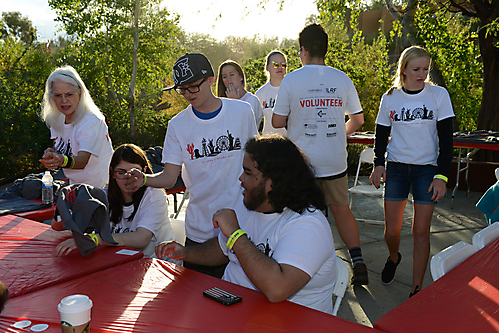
[127,53,258,278]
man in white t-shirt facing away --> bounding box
[272,23,368,286]
[126,53,258,278]
[156,135,336,314]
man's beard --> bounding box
[243,179,268,211]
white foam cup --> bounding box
[58,294,92,332]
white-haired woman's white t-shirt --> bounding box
[51,114,113,188]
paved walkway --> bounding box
[167,177,488,327]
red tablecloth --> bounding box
[374,237,499,333]
[0,215,143,298]
[1,258,380,333]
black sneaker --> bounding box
[409,285,421,298]
[351,262,369,285]
[381,252,401,284]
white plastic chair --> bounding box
[170,219,186,246]
[332,257,350,316]
[348,148,384,224]
[472,222,499,250]
[430,241,477,281]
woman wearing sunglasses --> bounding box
[216,60,263,129]
[255,50,288,136]
[39,66,113,188]
[54,144,174,258]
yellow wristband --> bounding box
[226,229,246,250]
[141,173,147,187]
[434,174,448,183]
[86,233,99,246]
[60,155,69,168]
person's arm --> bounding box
[124,163,181,193]
[40,148,91,170]
[272,114,288,129]
[345,112,364,135]
[54,227,154,257]
[155,238,229,266]
[110,227,153,249]
[428,116,454,202]
[213,209,311,303]
[370,124,390,189]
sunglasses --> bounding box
[272,61,287,69]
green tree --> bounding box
[0,11,37,46]
[0,39,54,183]
[48,0,185,148]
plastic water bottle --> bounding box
[41,171,54,205]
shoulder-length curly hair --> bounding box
[245,134,326,214]
[216,60,246,97]
[40,65,105,132]
[108,144,154,225]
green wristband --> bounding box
[434,174,448,183]
[226,229,246,250]
[86,232,99,246]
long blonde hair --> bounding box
[40,65,105,132]
[387,46,432,95]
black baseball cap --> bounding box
[163,53,215,91]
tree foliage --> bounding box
[48,0,185,148]
[0,11,37,46]
[0,38,54,183]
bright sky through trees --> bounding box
[0,0,318,42]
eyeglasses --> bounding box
[175,78,207,95]
[298,46,304,55]
[51,91,80,101]
[113,168,129,180]
[272,61,287,69]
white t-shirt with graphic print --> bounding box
[162,98,258,242]
[219,199,336,314]
[273,65,362,177]
[255,82,287,136]
[376,84,454,166]
[51,113,113,188]
[109,187,174,258]
[241,92,263,129]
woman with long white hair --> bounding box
[39,65,113,188]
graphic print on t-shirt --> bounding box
[262,97,276,109]
[389,104,434,122]
[186,130,242,160]
[54,137,73,156]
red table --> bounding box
[1,258,381,333]
[374,236,499,333]
[347,132,375,144]
[15,199,55,222]
[0,215,143,298]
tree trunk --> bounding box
[477,23,499,131]
[129,0,140,139]
[476,19,499,161]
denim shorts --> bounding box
[384,162,438,205]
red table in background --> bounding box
[0,215,143,298]
[347,132,375,144]
[374,236,499,333]
[15,199,55,222]
[1,258,381,333]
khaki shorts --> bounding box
[315,175,349,206]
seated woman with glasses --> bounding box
[54,144,175,259]
[39,65,113,188]
[216,60,263,129]
[255,50,288,136]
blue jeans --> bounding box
[384,162,437,205]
